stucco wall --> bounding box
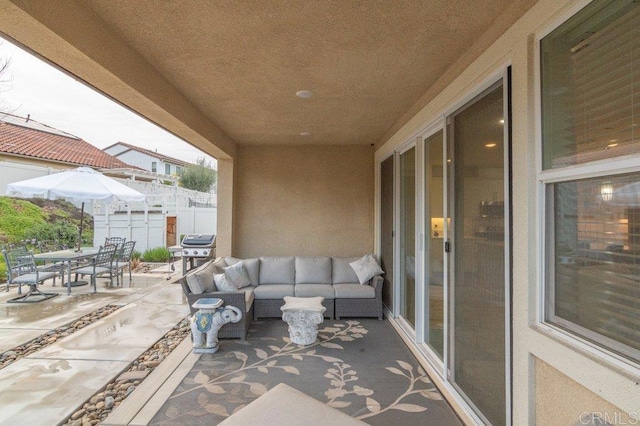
[535,358,634,425]
[234,145,374,258]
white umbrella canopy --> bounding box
[6,167,146,250]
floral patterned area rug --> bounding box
[150,319,462,425]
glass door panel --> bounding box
[450,84,506,426]
[380,156,394,310]
[400,147,416,327]
[425,130,444,359]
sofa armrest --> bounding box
[180,278,248,314]
[370,275,383,298]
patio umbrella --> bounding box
[6,166,146,251]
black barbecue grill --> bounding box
[180,234,216,272]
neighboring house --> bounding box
[103,141,190,177]
[0,113,131,194]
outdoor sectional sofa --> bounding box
[180,255,384,340]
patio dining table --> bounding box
[33,248,100,295]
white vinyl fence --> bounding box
[93,206,217,252]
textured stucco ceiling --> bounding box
[75,1,534,146]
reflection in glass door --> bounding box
[449,82,508,426]
[400,147,416,328]
[425,130,444,359]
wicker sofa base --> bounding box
[181,280,253,340]
[335,297,383,320]
[254,298,335,320]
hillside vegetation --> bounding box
[0,196,94,281]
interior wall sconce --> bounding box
[600,181,613,201]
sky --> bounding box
[0,38,217,168]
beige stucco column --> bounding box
[216,158,233,257]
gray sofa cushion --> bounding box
[295,257,331,284]
[243,258,260,286]
[259,257,295,284]
[333,283,376,299]
[294,284,335,299]
[254,284,295,299]
[185,259,221,294]
[331,257,360,284]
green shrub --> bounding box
[25,220,91,248]
[141,247,170,262]
[131,250,142,261]
[0,261,6,282]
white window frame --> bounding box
[535,0,640,369]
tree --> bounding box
[0,44,14,113]
[178,157,217,193]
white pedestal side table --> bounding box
[280,296,326,345]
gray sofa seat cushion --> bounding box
[254,284,295,299]
[331,257,360,284]
[259,257,295,284]
[333,283,376,299]
[295,257,331,284]
[294,284,335,299]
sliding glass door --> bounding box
[399,146,416,328]
[425,130,445,359]
[449,81,509,426]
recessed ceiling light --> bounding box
[607,143,618,148]
[296,90,314,99]
[300,132,311,137]
[499,119,504,124]
[485,143,497,148]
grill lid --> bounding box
[181,234,216,247]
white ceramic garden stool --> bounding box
[280,296,326,345]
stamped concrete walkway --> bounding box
[0,264,188,425]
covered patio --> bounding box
[1,1,638,425]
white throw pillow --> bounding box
[214,273,237,292]
[223,262,252,289]
[349,254,384,285]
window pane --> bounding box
[547,173,640,360]
[165,164,171,175]
[541,0,640,169]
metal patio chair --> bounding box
[105,237,126,247]
[2,245,59,303]
[112,240,136,286]
[73,244,117,292]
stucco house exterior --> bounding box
[103,141,190,178]
[1,1,638,425]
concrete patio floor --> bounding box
[0,262,188,425]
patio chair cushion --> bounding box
[295,257,331,284]
[349,254,384,285]
[331,257,360,284]
[254,284,295,299]
[185,259,219,294]
[12,271,57,283]
[333,283,376,299]
[294,284,335,299]
[259,257,295,285]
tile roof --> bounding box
[0,114,130,169]
[104,141,191,167]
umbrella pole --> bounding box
[77,202,85,252]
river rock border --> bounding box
[64,316,191,426]
[0,305,121,370]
